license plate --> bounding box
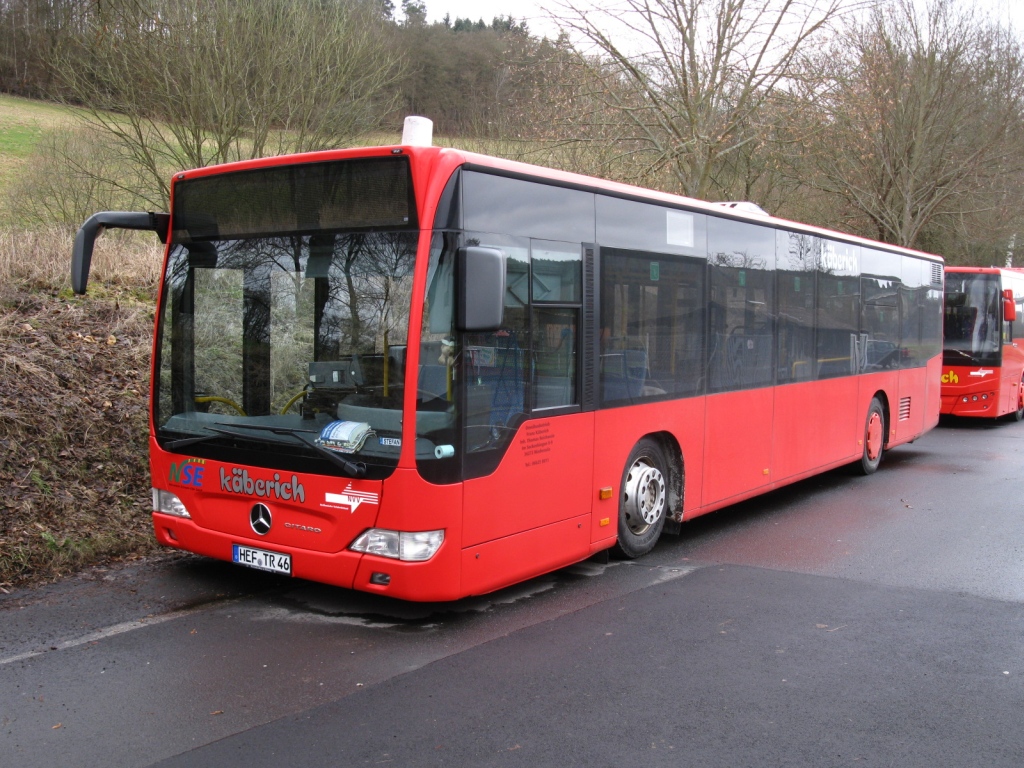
[232,544,291,575]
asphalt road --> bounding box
[3,415,1024,767]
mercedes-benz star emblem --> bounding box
[250,503,272,535]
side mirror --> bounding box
[72,211,170,294]
[1004,289,1017,323]
[457,246,506,331]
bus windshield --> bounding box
[943,273,1001,366]
[154,156,420,478]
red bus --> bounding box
[71,126,943,601]
[941,267,1024,420]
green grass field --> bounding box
[0,94,80,196]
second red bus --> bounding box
[941,267,1024,420]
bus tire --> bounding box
[858,397,886,475]
[1008,376,1024,421]
[613,438,668,559]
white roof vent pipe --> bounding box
[402,116,433,147]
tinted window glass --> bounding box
[156,232,417,479]
[533,306,578,409]
[1009,275,1024,345]
[861,245,898,280]
[596,196,707,257]
[922,262,943,359]
[463,172,595,242]
[860,247,901,372]
[900,257,927,368]
[173,157,417,242]
[417,232,460,484]
[462,232,531,462]
[860,281,900,371]
[600,248,705,403]
[461,230,584,476]
[532,240,581,302]
[943,272,1001,367]
[707,218,775,392]
[776,230,817,383]
[816,240,860,379]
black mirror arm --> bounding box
[71,211,170,295]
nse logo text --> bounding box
[169,459,205,487]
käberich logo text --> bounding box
[220,467,305,502]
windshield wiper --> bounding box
[209,422,368,478]
[162,424,285,452]
[163,431,227,451]
[948,349,982,363]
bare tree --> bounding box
[5,123,153,227]
[49,0,405,208]
[0,0,80,97]
[804,0,1024,250]
[552,0,849,200]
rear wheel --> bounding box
[858,397,885,475]
[613,438,669,559]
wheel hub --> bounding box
[866,412,883,461]
[623,459,666,534]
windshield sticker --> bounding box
[322,484,379,513]
[169,458,205,488]
[220,467,305,502]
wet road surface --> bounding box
[3,416,1024,766]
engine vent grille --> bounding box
[899,396,912,421]
[582,245,596,410]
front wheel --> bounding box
[1007,376,1024,422]
[613,438,669,559]
[858,397,886,475]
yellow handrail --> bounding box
[194,396,246,416]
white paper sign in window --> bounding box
[666,210,694,248]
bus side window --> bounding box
[532,307,578,408]
[531,240,582,410]
[707,218,775,392]
[817,241,860,379]
[463,234,530,452]
[776,231,817,383]
[598,247,704,403]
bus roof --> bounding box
[171,142,944,265]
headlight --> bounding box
[349,529,400,558]
[152,488,191,518]
[349,529,444,561]
[399,530,446,561]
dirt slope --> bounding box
[0,287,159,588]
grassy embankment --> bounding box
[1,94,164,590]
[0,99,437,589]
[0,94,67,192]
